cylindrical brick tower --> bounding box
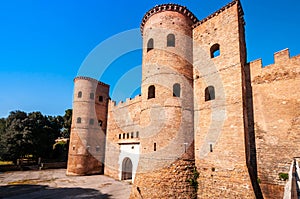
[138,3,198,172]
[131,4,199,199]
[67,76,109,175]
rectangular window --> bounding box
[89,119,94,125]
[154,143,157,151]
[99,96,103,102]
[90,93,94,100]
[131,132,134,138]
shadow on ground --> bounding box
[0,184,112,199]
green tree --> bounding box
[0,118,7,160]
[0,110,71,163]
[2,111,29,162]
[62,109,72,138]
[27,111,59,159]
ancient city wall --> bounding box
[130,158,197,199]
[249,49,300,198]
[67,77,109,175]
[104,95,142,180]
[193,1,257,198]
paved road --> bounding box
[0,169,131,199]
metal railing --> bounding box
[291,158,300,199]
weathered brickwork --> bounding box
[67,0,300,198]
[250,49,300,198]
[193,2,259,198]
[130,158,197,199]
[104,96,142,180]
[67,77,109,175]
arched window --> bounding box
[210,44,220,58]
[173,83,181,97]
[205,86,215,101]
[147,38,154,52]
[78,91,82,98]
[77,117,81,123]
[98,120,103,126]
[90,93,94,100]
[167,34,175,47]
[148,85,155,99]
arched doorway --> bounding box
[122,157,133,180]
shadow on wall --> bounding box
[0,184,112,199]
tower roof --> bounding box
[74,76,110,87]
[140,3,198,35]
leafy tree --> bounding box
[27,111,59,159]
[0,118,7,160]
[2,111,29,162]
[0,109,72,163]
[61,109,72,138]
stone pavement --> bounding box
[0,169,131,199]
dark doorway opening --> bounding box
[122,157,133,180]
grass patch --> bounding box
[8,179,39,185]
[0,161,13,165]
[8,178,57,185]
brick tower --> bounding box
[67,76,109,175]
[131,4,199,198]
[193,1,262,198]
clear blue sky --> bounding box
[0,0,299,118]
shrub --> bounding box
[279,173,288,181]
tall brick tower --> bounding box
[131,4,199,198]
[67,76,109,175]
[193,1,262,198]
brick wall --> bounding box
[130,158,197,199]
[67,77,109,175]
[104,95,142,180]
[193,2,257,198]
[250,49,300,198]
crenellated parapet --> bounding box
[108,94,142,110]
[140,3,198,35]
[192,0,244,29]
[249,48,300,84]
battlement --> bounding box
[141,3,198,35]
[249,48,300,83]
[109,94,142,109]
[74,76,110,88]
[192,0,244,29]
